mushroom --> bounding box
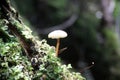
[48,30,68,56]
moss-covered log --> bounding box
[0,0,85,80]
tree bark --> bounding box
[101,0,115,27]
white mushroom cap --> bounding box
[48,30,68,39]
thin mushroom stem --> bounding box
[56,38,60,56]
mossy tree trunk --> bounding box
[0,0,38,59]
[0,0,85,80]
[95,0,120,80]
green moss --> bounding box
[0,39,33,80]
[0,3,85,80]
[0,37,85,80]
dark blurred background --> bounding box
[11,0,120,80]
